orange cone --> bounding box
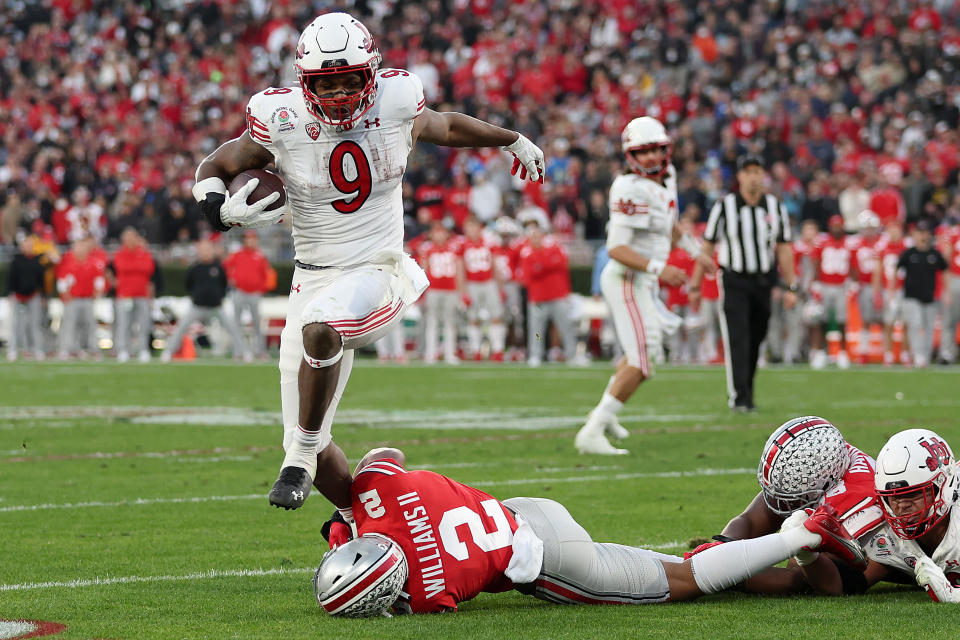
[174,335,196,360]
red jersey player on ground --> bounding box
[809,215,854,369]
[417,222,464,364]
[312,444,867,617]
[459,216,506,360]
[684,416,886,596]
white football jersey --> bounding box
[860,509,960,584]
[245,69,425,267]
[605,166,679,276]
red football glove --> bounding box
[683,540,725,560]
[328,521,352,549]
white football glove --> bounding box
[914,556,960,603]
[781,509,819,566]
[220,178,284,229]
[502,133,544,183]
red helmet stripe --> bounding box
[762,418,832,481]
[321,546,403,613]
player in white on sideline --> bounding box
[190,12,544,518]
[574,117,714,455]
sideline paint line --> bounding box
[0,566,314,592]
[4,445,275,464]
[0,468,752,513]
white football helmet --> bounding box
[621,116,671,178]
[313,533,408,617]
[858,209,881,232]
[295,12,382,127]
[875,429,959,539]
[757,416,850,516]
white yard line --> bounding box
[0,468,752,513]
[0,567,313,592]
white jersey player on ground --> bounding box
[574,117,714,455]
[191,12,545,519]
[862,429,960,603]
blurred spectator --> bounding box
[56,236,107,360]
[517,215,577,367]
[109,228,156,363]
[223,230,276,359]
[6,235,47,361]
[161,239,249,362]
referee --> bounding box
[690,154,798,412]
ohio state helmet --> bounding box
[621,116,672,178]
[313,533,408,617]
[757,416,850,516]
[295,13,381,127]
[875,429,959,540]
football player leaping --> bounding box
[191,13,545,522]
[575,116,714,455]
[311,446,864,616]
[684,416,893,596]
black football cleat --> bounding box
[269,466,312,510]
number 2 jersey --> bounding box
[244,69,425,267]
[351,458,519,612]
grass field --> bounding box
[2,360,959,639]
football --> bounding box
[228,168,286,212]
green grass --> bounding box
[2,360,959,639]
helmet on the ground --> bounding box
[757,416,850,516]
[621,116,671,177]
[313,533,408,617]
[875,429,958,539]
[295,13,381,126]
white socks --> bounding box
[467,324,482,355]
[282,425,320,478]
[490,322,506,353]
[597,392,624,417]
[690,527,820,594]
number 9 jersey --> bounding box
[351,458,519,612]
[244,69,426,267]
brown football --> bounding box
[228,169,286,212]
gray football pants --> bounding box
[503,497,676,605]
[232,291,266,356]
[940,275,960,361]
[8,296,45,356]
[902,298,938,364]
[164,304,249,358]
[114,297,151,356]
[527,297,576,362]
[58,298,98,355]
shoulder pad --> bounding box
[245,87,303,147]
[375,69,425,121]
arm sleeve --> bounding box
[605,219,633,250]
[703,198,724,243]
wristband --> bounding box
[794,549,820,567]
[191,176,227,204]
[646,259,665,276]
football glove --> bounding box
[914,556,960,603]
[502,133,544,183]
[320,509,353,549]
[219,178,284,229]
[683,535,735,560]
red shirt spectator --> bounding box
[878,233,909,290]
[224,233,275,294]
[443,174,472,230]
[517,236,570,303]
[869,187,906,227]
[58,242,106,299]
[415,178,447,222]
[112,233,156,299]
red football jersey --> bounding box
[850,235,881,285]
[352,459,518,613]
[419,239,461,291]
[664,247,694,309]
[825,444,883,539]
[939,226,960,277]
[878,237,907,289]
[112,246,156,298]
[459,238,495,282]
[814,236,853,285]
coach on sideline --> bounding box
[689,154,798,412]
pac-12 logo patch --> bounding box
[306,122,321,140]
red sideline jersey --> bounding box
[939,226,960,277]
[459,237,495,282]
[850,235,881,285]
[825,444,884,539]
[352,459,518,613]
[814,236,853,285]
[878,236,908,289]
[419,238,462,291]
[223,247,273,294]
[112,245,155,298]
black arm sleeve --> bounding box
[151,255,164,296]
[320,509,347,544]
[833,558,869,595]
[199,193,230,232]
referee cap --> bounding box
[736,154,765,172]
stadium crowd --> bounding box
[2,0,960,366]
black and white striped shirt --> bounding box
[703,192,792,275]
